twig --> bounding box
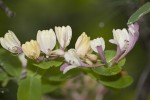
[0,0,15,17]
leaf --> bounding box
[0,49,21,77]
[33,60,62,69]
[92,65,122,76]
[98,75,133,89]
[43,67,81,82]
[128,2,150,24]
[42,79,61,94]
[105,50,126,67]
[17,75,41,100]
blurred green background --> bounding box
[0,0,149,100]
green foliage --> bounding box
[98,75,133,89]
[92,50,126,76]
[128,2,150,24]
[17,75,42,100]
[33,60,63,69]
[0,49,21,78]
[92,65,122,76]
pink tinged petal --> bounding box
[63,65,78,74]
[60,63,69,71]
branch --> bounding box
[0,0,15,17]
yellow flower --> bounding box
[75,32,91,58]
[22,40,40,59]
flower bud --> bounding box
[55,26,72,49]
[0,30,21,53]
[22,40,40,59]
[37,29,56,55]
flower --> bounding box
[109,29,129,51]
[22,40,40,59]
[55,26,72,49]
[109,23,139,63]
[90,37,105,53]
[37,29,56,55]
[75,32,91,58]
[0,30,22,53]
[61,49,81,74]
[90,37,106,64]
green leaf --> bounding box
[128,2,150,24]
[17,75,41,100]
[0,49,21,77]
[105,50,116,62]
[0,70,8,81]
[33,60,62,69]
[92,65,122,76]
[98,75,133,89]
[105,50,126,67]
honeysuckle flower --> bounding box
[109,23,139,64]
[22,40,40,60]
[0,30,22,53]
[61,49,81,74]
[37,29,56,55]
[90,37,106,64]
[55,26,72,49]
[75,32,91,58]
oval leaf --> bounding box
[98,75,133,89]
[33,60,62,69]
[17,75,41,100]
[128,2,150,24]
[0,49,21,77]
[92,65,122,76]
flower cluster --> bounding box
[0,23,139,74]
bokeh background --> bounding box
[0,0,149,100]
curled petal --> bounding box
[63,65,78,74]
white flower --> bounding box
[90,37,105,53]
[109,29,129,51]
[109,23,139,63]
[55,26,72,49]
[63,49,81,74]
[0,30,21,53]
[64,49,81,66]
[37,29,56,55]
[22,40,40,59]
[75,32,91,58]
